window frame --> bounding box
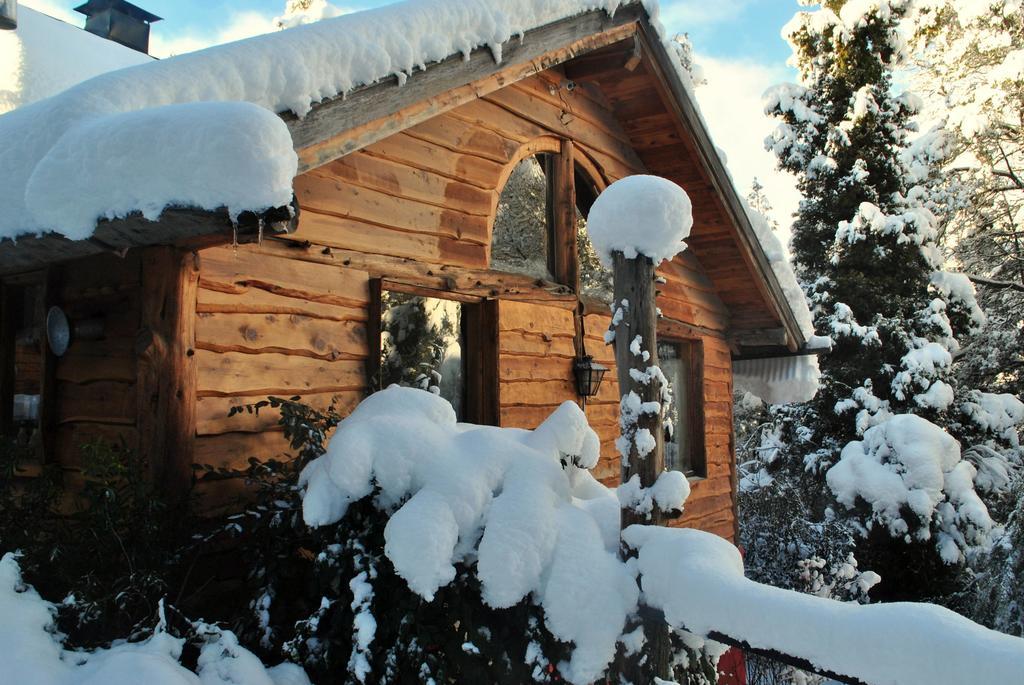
[368,279,499,426]
[657,336,706,479]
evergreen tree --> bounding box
[908,0,1024,398]
[759,0,1020,602]
[746,177,779,232]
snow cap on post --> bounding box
[587,174,693,267]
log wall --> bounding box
[185,70,737,537]
[53,252,142,473]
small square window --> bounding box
[372,287,498,426]
[658,339,705,477]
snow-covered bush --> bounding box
[827,414,997,563]
[228,388,715,685]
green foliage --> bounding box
[0,437,199,647]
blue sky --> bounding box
[30,0,800,65]
[24,0,806,233]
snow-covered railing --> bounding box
[626,526,1024,685]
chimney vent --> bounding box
[1,0,16,31]
[74,0,161,54]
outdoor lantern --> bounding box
[45,306,105,357]
[573,355,608,398]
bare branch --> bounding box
[967,274,1024,293]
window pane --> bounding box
[658,341,692,475]
[380,293,465,419]
[573,166,612,302]
[491,156,553,280]
[577,206,613,302]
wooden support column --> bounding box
[552,139,579,293]
[612,250,669,681]
[615,251,666,528]
[136,247,199,500]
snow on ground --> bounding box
[586,174,693,267]
[0,553,308,685]
[624,524,1024,685]
[0,7,151,115]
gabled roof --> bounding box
[0,0,811,352]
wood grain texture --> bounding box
[136,247,199,499]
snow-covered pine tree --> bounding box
[905,0,1024,630]
[760,0,1018,602]
[908,0,1024,398]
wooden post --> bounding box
[612,250,670,681]
[136,247,199,500]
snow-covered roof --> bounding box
[0,0,658,242]
[0,0,812,354]
[0,6,151,115]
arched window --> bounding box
[490,148,613,299]
[490,155,554,281]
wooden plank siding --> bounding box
[186,71,737,538]
[51,252,142,472]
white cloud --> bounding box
[150,10,280,58]
[690,54,801,249]
[657,0,756,29]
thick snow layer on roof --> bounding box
[733,354,821,405]
[586,174,693,267]
[623,524,1024,685]
[0,7,151,115]
[0,0,674,241]
[0,553,309,685]
[744,202,815,340]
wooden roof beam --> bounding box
[288,6,644,174]
[0,205,296,277]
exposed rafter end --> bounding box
[624,33,642,71]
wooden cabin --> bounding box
[0,3,809,542]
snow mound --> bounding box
[24,101,297,240]
[0,553,308,685]
[299,386,638,685]
[623,524,1024,685]
[826,414,995,563]
[586,175,693,267]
